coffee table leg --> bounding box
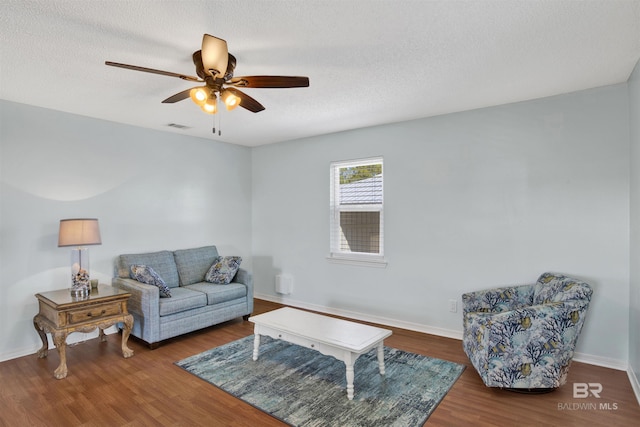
[377,342,386,375]
[252,334,261,361]
[345,352,357,400]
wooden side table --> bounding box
[33,284,134,379]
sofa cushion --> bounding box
[158,287,207,316]
[205,256,242,284]
[118,250,180,288]
[184,282,247,305]
[130,264,172,298]
[173,246,219,286]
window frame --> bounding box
[327,156,387,267]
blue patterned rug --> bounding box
[176,335,464,426]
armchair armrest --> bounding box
[462,283,535,314]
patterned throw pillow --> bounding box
[130,264,172,297]
[205,256,242,284]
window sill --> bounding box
[326,255,387,268]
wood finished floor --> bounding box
[1,299,638,426]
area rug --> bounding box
[175,335,465,426]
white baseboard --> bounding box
[0,345,41,363]
[254,293,462,340]
[0,326,118,363]
[628,366,640,406]
[254,293,630,371]
[572,351,628,371]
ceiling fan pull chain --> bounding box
[217,106,221,136]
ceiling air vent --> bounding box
[166,123,190,130]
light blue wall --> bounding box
[0,101,253,360]
[629,58,640,390]
[252,84,631,366]
[0,82,634,369]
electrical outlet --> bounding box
[449,299,458,313]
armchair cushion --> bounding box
[533,272,593,304]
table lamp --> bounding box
[58,218,102,297]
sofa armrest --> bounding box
[233,268,254,314]
[462,283,535,314]
[112,277,161,344]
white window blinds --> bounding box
[329,157,384,264]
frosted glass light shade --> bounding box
[189,87,208,106]
[221,90,240,111]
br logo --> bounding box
[573,383,602,398]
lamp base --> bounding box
[70,285,90,299]
[70,247,91,298]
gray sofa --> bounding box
[112,245,253,348]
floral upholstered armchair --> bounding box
[462,272,593,391]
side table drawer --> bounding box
[67,303,121,324]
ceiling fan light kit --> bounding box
[189,87,208,106]
[105,33,309,121]
[202,97,217,114]
[220,90,240,111]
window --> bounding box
[329,157,385,266]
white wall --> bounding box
[0,100,253,361]
[628,58,640,393]
[252,84,630,367]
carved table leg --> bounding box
[52,331,68,379]
[99,328,107,342]
[120,314,134,358]
[33,315,48,358]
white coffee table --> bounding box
[249,307,392,400]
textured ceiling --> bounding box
[1,1,639,147]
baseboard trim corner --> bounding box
[628,366,640,406]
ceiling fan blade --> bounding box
[225,87,265,113]
[201,34,228,79]
[228,76,309,88]
[105,61,202,82]
[162,88,195,103]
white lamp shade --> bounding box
[58,218,102,247]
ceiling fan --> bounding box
[105,34,309,115]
